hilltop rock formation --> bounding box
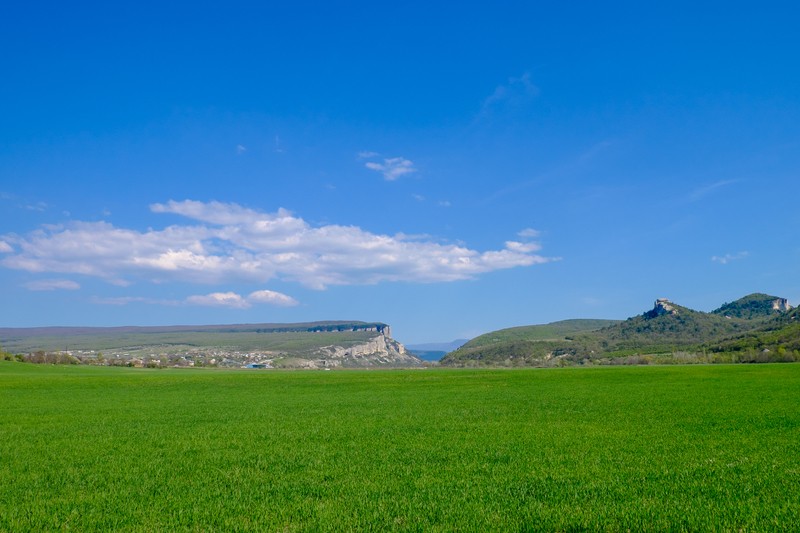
[645,298,678,318]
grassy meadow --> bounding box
[1,362,799,531]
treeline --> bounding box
[0,350,213,368]
[2,350,79,364]
[250,323,387,334]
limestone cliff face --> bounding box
[772,298,791,312]
[315,332,422,367]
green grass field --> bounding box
[1,362,798,530]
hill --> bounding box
[460,319,620,349]
[441,294,799,367]
[442,319,621,367]
[712,293,792,319]
[0,321,422,369]
[702,306,800,362]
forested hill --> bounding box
[441,293,797,367]
[712,293,791,319]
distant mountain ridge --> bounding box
[406,339,470,362]
[442,293,797,367]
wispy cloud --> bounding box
[91,296,181,306]
[94,288,298,308]
[236,144,247,155]
[711,251,749,265]
[688,180,740,202]
[479,72,539,117]
[1,199,555,290]
[364,156,417,181]
[25,201,48,212]
[485,140,616,204]
[23,279,80,291]
[274,135,285,154]
[0,241,12,253]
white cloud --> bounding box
[504,241,542,253]
[517,228,541,238]
[186,289,298,309]
[248,289,298,307]
[23,279,80,291]
[357,151,380,159]
[438,200,451,207]
[711,251,749,265]
[0,241,12,253]
[1,200,555,290]
[187,292,250,309]
[364,157,417,181]
[236,144,247,155]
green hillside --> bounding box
[460,319,620,349]
[442,319,620,367]
[712,293,791,319]
[442,294,798,367]
[703,306,800,361]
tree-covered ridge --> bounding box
[441,294,799,367]
[711,293,792,319]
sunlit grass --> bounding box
[1,363,798,530]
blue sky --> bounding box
[1,2,799,344]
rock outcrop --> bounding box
[315,333,421,368]
[772,298,791,312]
[645,298,678,318]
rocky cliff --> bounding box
[314,332,421,368]
[644,298,678,318]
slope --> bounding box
[441,295,796,367]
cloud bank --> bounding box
[0,199,554,290]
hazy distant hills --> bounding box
[406,339,470,361]
[441,293,799,367]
